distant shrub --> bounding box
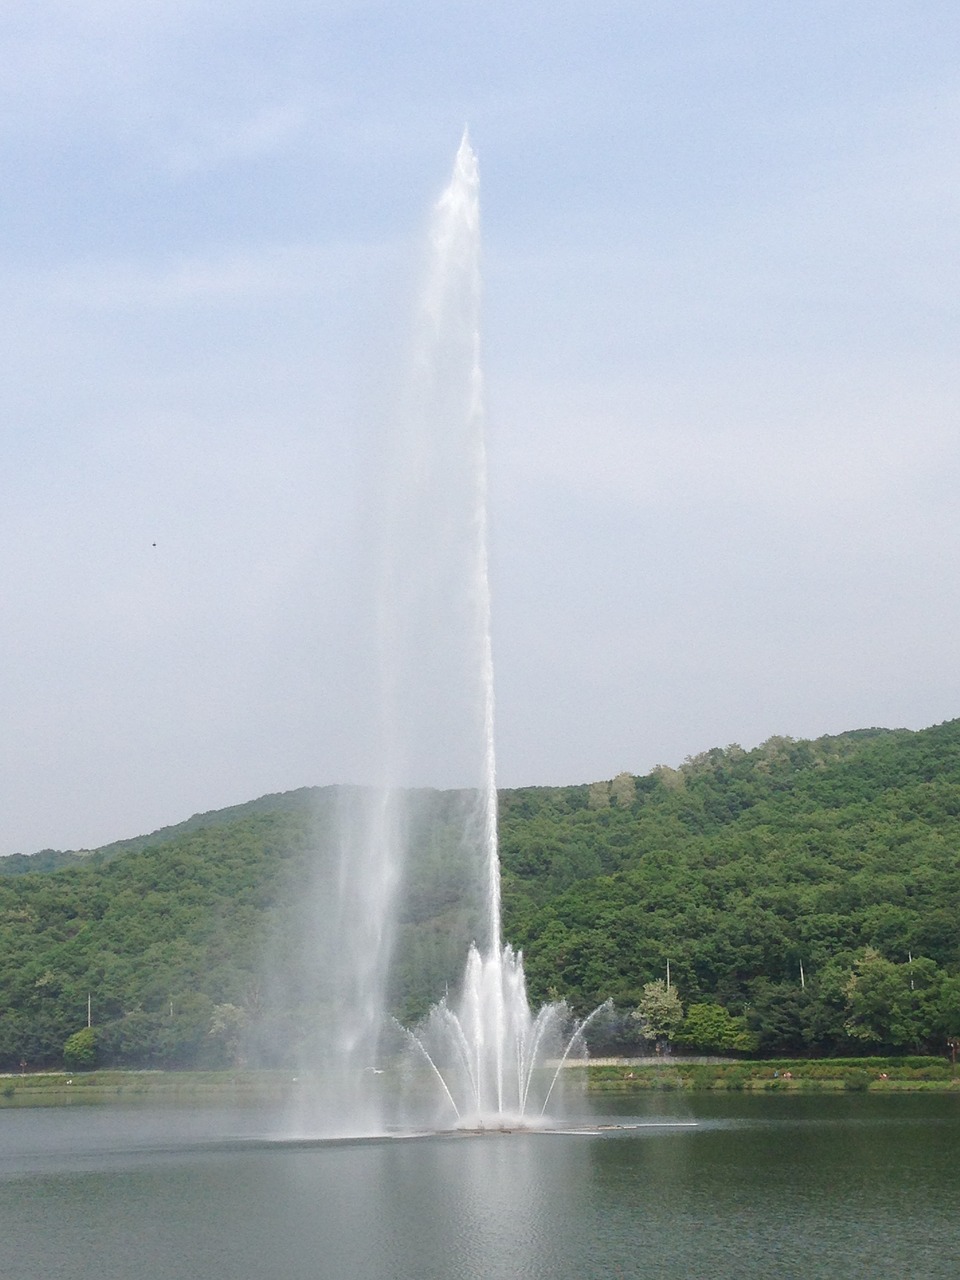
[63,1027,97,1071]
[654,1072,682,1091]
[844,1069,871,1092]
[723,1067,748,1091]
[687,1066,715,1090]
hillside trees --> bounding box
[0,806,321,1069]
[0,721,959,1066]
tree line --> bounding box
[1,720,958,1069]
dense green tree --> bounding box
[209,1003,247,1066]
[632,980,683,1042]
[62,1026,97,1070]
[838,950,941,1051]
[676,1003,757,1053]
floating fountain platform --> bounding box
[276,1120,699,1148]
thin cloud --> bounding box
[26,239,387,309]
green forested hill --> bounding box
[2,720,959,1069]
[0,785,328,876]
[0,802,323,1071]
[502,721,960,1052]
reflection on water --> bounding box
[1,1094,958,1279]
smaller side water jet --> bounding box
[403,955,609,1130]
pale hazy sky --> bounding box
[3,1,959,854]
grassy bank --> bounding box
[587,1057,960,1092]
[2,1057,959,1108]
[0,1069,298,1108]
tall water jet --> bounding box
[384,134,588,1131]
[294,135,587,1136]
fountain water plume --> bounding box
[388,133,592,1130]
[406,945,591,1129]
[298,134,592,1136]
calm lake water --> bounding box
[1,1092,958,1279]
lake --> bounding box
[1,1092,958,1279]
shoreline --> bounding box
[586,1056,960,1093]
[2,1057,958,1107]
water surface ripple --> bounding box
[1,1094,958,1279]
